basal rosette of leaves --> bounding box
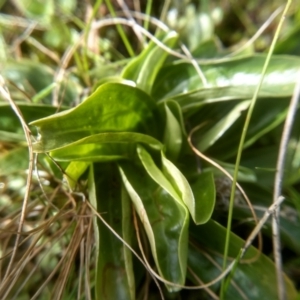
[1,29,300,299]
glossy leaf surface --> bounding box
[89,164,135,300]
[122,31,178,94]
[161,154,196,224]
[37,132,163,162]
[119,160,189,292]
[30,83,159,152]
[198,97,290,159]
[196,100,250,152]
[64,161,90,190]
[162,103,182,161]
[152,55,300,111]
[189,220,298,300]
[190,171,216,224]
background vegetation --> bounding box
[0,0,300,299]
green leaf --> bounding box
[204,160,257,182]
[52,142,132,162]
[119,161,189,292]
[137,145,181,202]
[188,220,298,300]
[234,183,300,255]
[162,102,183,161]
[160,154,195,222]
[136,31,178,94]
[161,155,215,225]
[30,83,159,152]
[196,100,250,152]
[122,31,178,94]
[0,103,68,141]
[89,163,135,300]
[203,97,291,160]
[190,172,216,224]
[162,100,187,135]
[34,132,164,162]
[64,161,90,190]
[152,55,300,111]
[240,146,278,187]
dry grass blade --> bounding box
[272,71,300,300]
[0,75,34,287]
[0,198,77,299]
[52,204,89,300]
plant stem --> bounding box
[143,0,153,33]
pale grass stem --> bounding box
[272,71,300,300]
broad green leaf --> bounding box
[121,185,136,300]
[39,132,163,161]
[30,83,159,152]
[89,163,135,300]
[196,100,250,152]
[135,31,178,94]
[138,146,215,225]
[121,45,156,82]
[122,31,178,94]
[161,154,196,222]
[33,131,163,161]
[64,161,90,190]
[51,143,132,162]
[119,162,189,292]
[162,103,182,161]
[163,86,253,112]
[152,55,300,111]
[163,100,187,135]
[190,172,216,224]
[188,220,298,300]
[202,97,291,160]
[137,145,181,202]
[161,154,215,225]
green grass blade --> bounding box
[220,2,293,298]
